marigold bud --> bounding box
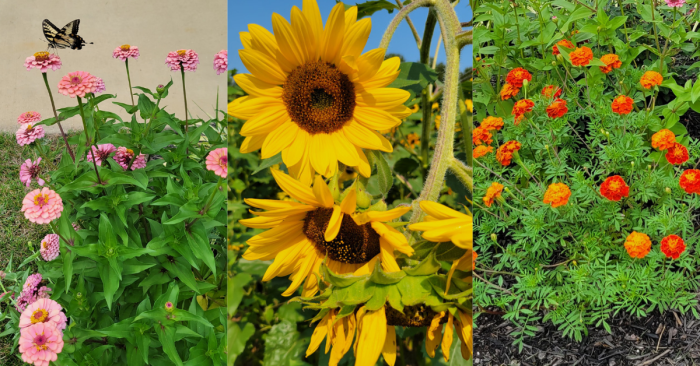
[631,162,634,167]
[665,187,672,193]
[490,233,498,243]
[600,129,606,135]
[556,54,563,62]
[545,145,549,150]
[619,80,624,85]
[646,108,650,112]
[551,61,557,66]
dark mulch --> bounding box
[679,108,700,141]
[475,305,700,366]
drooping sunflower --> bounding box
[240,169,413,297]
[228,0,411,184]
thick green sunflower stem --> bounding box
[420,9,438,180]
[379,0,436,50]
[42,72,75,163]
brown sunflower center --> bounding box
[303,207,379,264]
[282,61,355,135]
[385,304,445,327]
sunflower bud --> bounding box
[368,200,387,212]
[356,186,372,209]
[328,176,341,202]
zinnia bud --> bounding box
[165,301,175,313]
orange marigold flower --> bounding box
[599,54,622,74]
[552,39,574,55]
[600,175,630,201]
[624,231,652,259]
[505,67,532,88]
[514,114,525,126]
[570,46,594,66]
[496,140,522,166]
[640,70,663,89]
[472,250,478,270]
[472,126,493,146]
[473,145,494,159]
[481,116,504,131]
[500,83,520,100]
[660,234,686,260]
[665,143,689,165]
[543,182,571,208]
[611,95,634,115]
[483,182,504,207]
[541,85,562,99]
[680,169,700,194]
[651,129,676,151]
[546,98,568,118]
[512,99,535,116]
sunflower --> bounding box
[240,169,413,297]
[228,0,411,185]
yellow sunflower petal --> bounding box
[302,253,325,297]
[340,187,356,215]
[283,245,320,296]
[244,232,307,261]
[341,18,370,60]
[306,312,330,357]
[247,221,305,245]
[382,326,397,366]
[339,55,359,78]
[371,222,414,255]
[313,175,334,208]
[282,128,308,167]
[234,74,283,99]
[287,143,315,186]
[420,200,467,220]
[342,120,385,150]
[455,311,473,360]
[356,88,410,110]
[355,147,371,177]
[379,239,401,272]
[442,313,454,361]
[310,134,337,177]
[239,215,284,229]
[325,206,343,242]
[384,104,413,119]
[244,198,304,210]
[356,306,387,366]
[240,31,253,49]
[356,48,386,82]
[228,96,283,121]
[425,313,444,358]
[353,255,379,276]
[272,13,307,68]
[248,24,279,59]
[366,206,411,222]
[261,121,299,159]
[240,135,266,154]
[271,168,322,206]
[239,49,287,85]
[320,3,346,63]
[353,106,401,132]
[302,0,324,57]
[261,238,308,280]
[330,315,355,366]
[250,205,316,217]
[291,6,315,63]
[358,56,401,91]
[239,105,289,136]
[331,131,360,167]
[344,6,358,26]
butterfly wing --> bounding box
[42,19,71,49]
[61,19,80,35]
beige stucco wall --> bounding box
[1,0,226,133]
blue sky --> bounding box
[228,0,472,73]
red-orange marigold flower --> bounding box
[680,169,700,194]
[546,99,568,118]
[512,99,535,116]
[541,85,562,99]
[552,39,574,55]
[599,54,622,74]
[505,67,532,89]
[483,182,504,207]
[611,95,634,115]
[481,116,504,131]
[660,234,686,260]
[651,129,676,151]
[624,232,651,259]
[514,114,525,126]
[472,250,477,271]
[543,182,571,208]
[600,175,630,201]
[473,145,493,159]
[570,46,594,66]
[665,143,689,165]
[500,83,520,100]
[640,71,663,89]
[472,126,493,146]
[496,140,522,166]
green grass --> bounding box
[0,133,69,365]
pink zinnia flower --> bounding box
[20,158,45,188]
[16,124,45,146]
[112,44,140,61]
[72,222,80,231]
[87,143,116,166]
[16,274,42,312]
[213,50,227,75]
[165,49,200,72]
[19,298,67,331]
[93,77,106,94]
[21,188,64,224]
[206,147,227,178]
[665,0,685,7]
[24,52,62,73]
[19,323,64,366]
[40,234,60,262]
[57,71,97,98]
[114,147,147,170]
[18,111,41,125]
[37,286,51,300]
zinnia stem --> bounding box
[125,59,135,106]
[180,62,190,156]
[49,221,71,249]
[0,280,17,306]
[41,72,75,163]
[76,96,103,185]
